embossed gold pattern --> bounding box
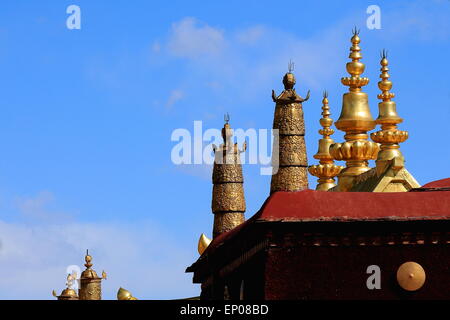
[308,91,344,190]
[212,183,246,212]
[270,64,309,193]
[271,166,308,192]
[211,118,246,238]
[331,29,379,191]
[213,212,245,236]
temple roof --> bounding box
[420,178,450,189]
[195,178,450,260]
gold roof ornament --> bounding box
[79,250,105,300]
[53,272,79,300]
[308,91,344,190]
[270,61,310,193]
[211,115,246,238]
[117,287,138,300]
[198,233,211,255]
[330,28,379,191]
[371,50,409,175]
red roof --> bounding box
[421,178,450,189]
[198,187,450,258]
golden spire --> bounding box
[308,91,344,190]
[330,29,379,191]
[117,287,138,300]
[198,233,211,255]
[270,61,310,193]
[211,116,246,238]
[79,250,105,300]
[370,50,408,174]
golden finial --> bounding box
[319,91,333,138]
[53,272,79,300]
[330,30,379,191]
[341,27,369,92]
[198,233,212,255]
[117,287,138,300]
[308,91,344,190]
[84,249,93,269]
[282,60,296,90]
[371,50,408,174]
[221,113,234,151]
[377,49,395,102]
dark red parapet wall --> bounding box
[259,189,450,222]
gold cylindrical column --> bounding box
[270,64,310,193]
[212,118,246,238]
[78,251,106,300]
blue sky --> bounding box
[0,0,449,299]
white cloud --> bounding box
[380,2,450,41]
[14,191,74,223]
[175,163,213,181]
[160,17,351,95]
[235,26,266,45]
[0,219,200,300]
[0,192,200,300]
[166,89,184,109]
[152,41,161,53]
[167,17,226,59]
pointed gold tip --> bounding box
[102,270,107,280]
[52,290,58,298]
[198,233,212,255]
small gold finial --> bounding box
[282,60,296,90]
[371,51,408,174]
[308,91,343,190]
[341,27,369,92]
[85,249,93,269]
[288,60,294,73]
[221,113,234,150]
[319,91,333,138]
[53,271,79,300]
[198,233,212,255]
[377,49,395,102]
[330,30,379,191]
[117,287,138,300]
